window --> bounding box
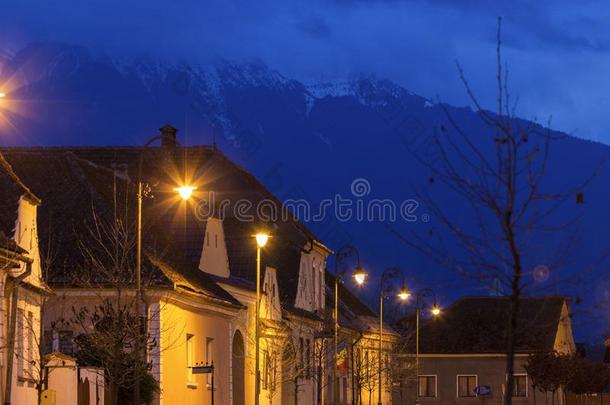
[418,375,437,397]
[186,334,195,386]
[513,374,528,397]
[457,375,477,397]
[365,351,370,380]
[299,338,304,370]
[27,311,34,377]
[43,330,54,354]
[263,351,270,390]
[263,351,276,390]
[16,308,24,377]
[206,337,214,385]
[311,261,317,308]
[306,339,312,378]
[58,330,74,355]
[318,267,324,310]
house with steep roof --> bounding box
[396,296,575,405]
[0,152,51,405]
[0,125,384,405]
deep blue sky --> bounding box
[1,0,610,142]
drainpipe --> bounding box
[2,249,33,405]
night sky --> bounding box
[2,0,610,143]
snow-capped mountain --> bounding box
[1,43,609,340]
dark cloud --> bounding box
[1,0,610,140]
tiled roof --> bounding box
[0,149,241,306]
[0,145,322,310]
[416,296,567,354]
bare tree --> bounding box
[387,321,416,405]
[50,208,164,405]
[390,18,600,405]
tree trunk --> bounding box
[503,217,522,405]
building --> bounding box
[398,296,575,405]
[0,152,51,405]
[328,273,399,405]
[0,125,384,405]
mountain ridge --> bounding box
[1,42,609,342]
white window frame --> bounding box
[512,374,528,397]
[206,337,215,386]
[186,334,196,388]
[417,374,438,398]
[16,308,24,378]
[456,374,478,398]
[27,311,34,378]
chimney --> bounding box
[159,124,178,148]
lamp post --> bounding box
[134,131,195,404]
[333,245,366,405]
[377,268,410,405]
[414,288,440,405]
[254,232,269,405]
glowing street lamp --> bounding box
[414,289,440,405]
[134,126,192,404]
[174,185,196,201]
[254,232,270,405]
[353,266,367,286]
[377,267,408,405]
[397,288,411,301]
[333,245,365,405]
[255,233,269,248]
[0,93,5,98]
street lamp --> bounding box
[333,245,366,405]
[254,232,270,405]
[174,185,197,201]
[414,289,440,405]
[134,130,194,404]
[353,266,367,286]
[378,268,409,405]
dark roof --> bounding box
[74,145,331,312]
[0,148,241,306]
[417,296,567,354]
[0,145,328,311]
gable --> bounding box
[198,217,230,278]
[294,247,327,313]
[261,266,282,321]
[12,196,43,287]
[552,301,576,354]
